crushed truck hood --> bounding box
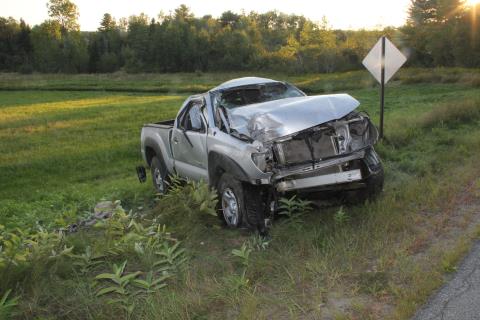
[227,94,360,142]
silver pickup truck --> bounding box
[140,77,383,231]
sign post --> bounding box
[380,36,385,139]
[362,36,406,139]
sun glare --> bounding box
[466,0,480,6]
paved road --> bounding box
[413,241,480,320]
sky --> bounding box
[2,0,411,31]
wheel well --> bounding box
[208,152,249,188]
[210,166,225,189]
[145,147,156,166]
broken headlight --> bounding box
[251,149,272,172]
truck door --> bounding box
[171,99,209,182]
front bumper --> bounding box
[272,147,381,193]
[276,169,362,192]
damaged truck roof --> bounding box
[211,77,278,91]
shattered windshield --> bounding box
[217,82,305,109]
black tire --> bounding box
[364,166,384,199]
[217,173,264,230]
[150,156,169,194]
[345,165,384,204]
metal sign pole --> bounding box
[363,36,406,139]
[380,36,385,139]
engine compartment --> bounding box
[267,111,378,171]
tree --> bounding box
[31,20,63,72]
[0,17,33,71]
[99,13,116,32]
[408,0,465,25]
[88,13,123,72]
[408,0,438,26]
[4,4,479,73]
[174,4,194,22]
[220,11,240,28]
[47,0,80,32]
[404,0,469,67]
[124,13,150,72]
[436,0,465,23]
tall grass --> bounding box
[419,99,480,129]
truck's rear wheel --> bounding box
[217,173,264,230]
[151,156,169,194]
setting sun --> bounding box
[466,0,480,6]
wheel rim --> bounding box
[222,188,239,226]
[153,167,164,192]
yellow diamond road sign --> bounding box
[362,37,406,84]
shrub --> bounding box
[1,198,190,318]
[0,224,72,289]
[152,178,218,235]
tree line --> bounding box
[0,0,479,74]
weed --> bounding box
[153,241,188,274]
[334,206,350,225]
[190,181,219,217]
[215,242,255,304]
[0,289,19,319]
[222,272,250,292]
[133,270,170,294]
[153,178,220,236]
[278,195,313,228]
[278,195,299,217]
[232,243,252,268]
[95,261,140,316]
[248,234,271,251]
[95,261,140,296]
[69,246,104,275]
[0,225,72,291]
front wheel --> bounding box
[344,165,384,204]
[217,173,244,228]
[217,173,264,230]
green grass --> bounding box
[1,67,478,94]
[0,91,185,229]
[1,70,480,319]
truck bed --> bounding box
[143,119,175,128]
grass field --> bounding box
[0,91,184,230]
[1,70,480,319]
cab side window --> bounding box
[179,102,205,133]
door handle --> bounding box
[173,137,178,144]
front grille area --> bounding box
[272,112,377,167]
[273,128,338,166]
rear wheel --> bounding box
[150,156,169,194]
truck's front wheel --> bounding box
[151,156,169,194]
[217,173,264,230]
[218,174,244,228]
